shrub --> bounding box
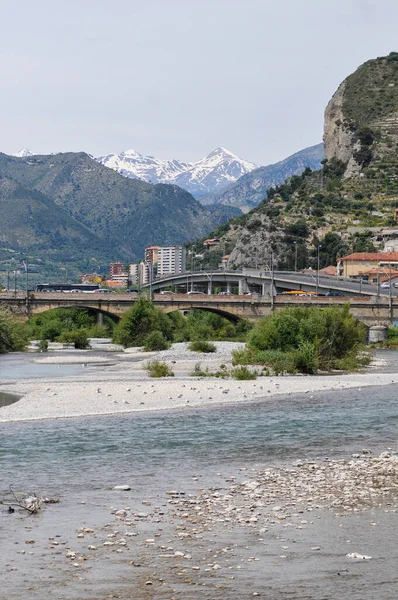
[113,297,175,347]
[38,339,49,352]
[188,340,216,353]
[143,331,170,352]
[191,362,209,377]
[231,366,257,380]
[58,329,90,349]
[236,306,366,373]
[145,360,174,378]
[27,308,114,342]
[190,362,229,378]
[0,308,28,353]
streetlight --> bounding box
[316,245,322,296]
[21,260,29,315]
[294,241,298,272]
[60,267,68,282]
[269,247,274,309]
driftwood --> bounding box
[0,485,60,514]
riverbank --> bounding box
[0,342,398,422]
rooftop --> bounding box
[340,252,398,262]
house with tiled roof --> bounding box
[337,252,398,279]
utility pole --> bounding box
[316,245,321,296]
[13,270,17,296]
[294,242,298,272]
[6,268,9,291]
[389,262,393,320]
[22,260,29,316]
[270,248,274,310]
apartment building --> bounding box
[145,246,159,266]
[157,246,186,277]
[109,262,124,278]
[129,262,151,286]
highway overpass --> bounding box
[145,269,393,298]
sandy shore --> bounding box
[0,343,396,422]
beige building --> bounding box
[129,262,150,286]
[157,246,186,277]
[338,252,398,279]
[145,246,159,266]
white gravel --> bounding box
[156,341,244,362]
[1,343,398,423]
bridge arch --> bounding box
[28,305,121,323]
[161,305,242,323]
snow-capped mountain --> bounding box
[96,149,190,185]
[13,148,33,158]
[96,147,258,197]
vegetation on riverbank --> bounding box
[145,360,174,378]
[26,308,115,348]
[232,305,370,374]
[0,308,27,353]
[112,297,252,348]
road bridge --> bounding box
[146,269,394,298]
[0,291,397,327]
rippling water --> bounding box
[0,359,397,599]
[1,386,398,493]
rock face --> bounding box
[324,82,357,168]
[323,52,398,179]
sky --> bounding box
[1,0,398,165]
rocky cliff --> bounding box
[192,53,398,272]
[324,52,398,180]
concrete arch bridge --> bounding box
[0,291,397,328]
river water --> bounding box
[0,352,397,599]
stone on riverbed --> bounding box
[113,485,131,491]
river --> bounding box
[0,351,397,599]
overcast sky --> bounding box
[1,0,397,165]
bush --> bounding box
[113,297,175,347]
[235,306,366,373]
[59,329,90,349]
[190,362,229,378]
[188,340,216,353]
[0,308,28,353]
[231,366,257,380]
[38,339,48,352]
[143,331,171,352]
[27,308,114,342]
[145,360,174,378]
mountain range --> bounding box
[96,147,258,198]
[13,144,324,214]
[199,144,324,212]
[0,152,239,279]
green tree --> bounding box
[0,308,27,353]
[237,305,367,373]
[113,297,174,347]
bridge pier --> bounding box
[238,279,249,294]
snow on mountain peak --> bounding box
[14,148,33,158]
[96,147,258,197]
[120,149,143,159]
